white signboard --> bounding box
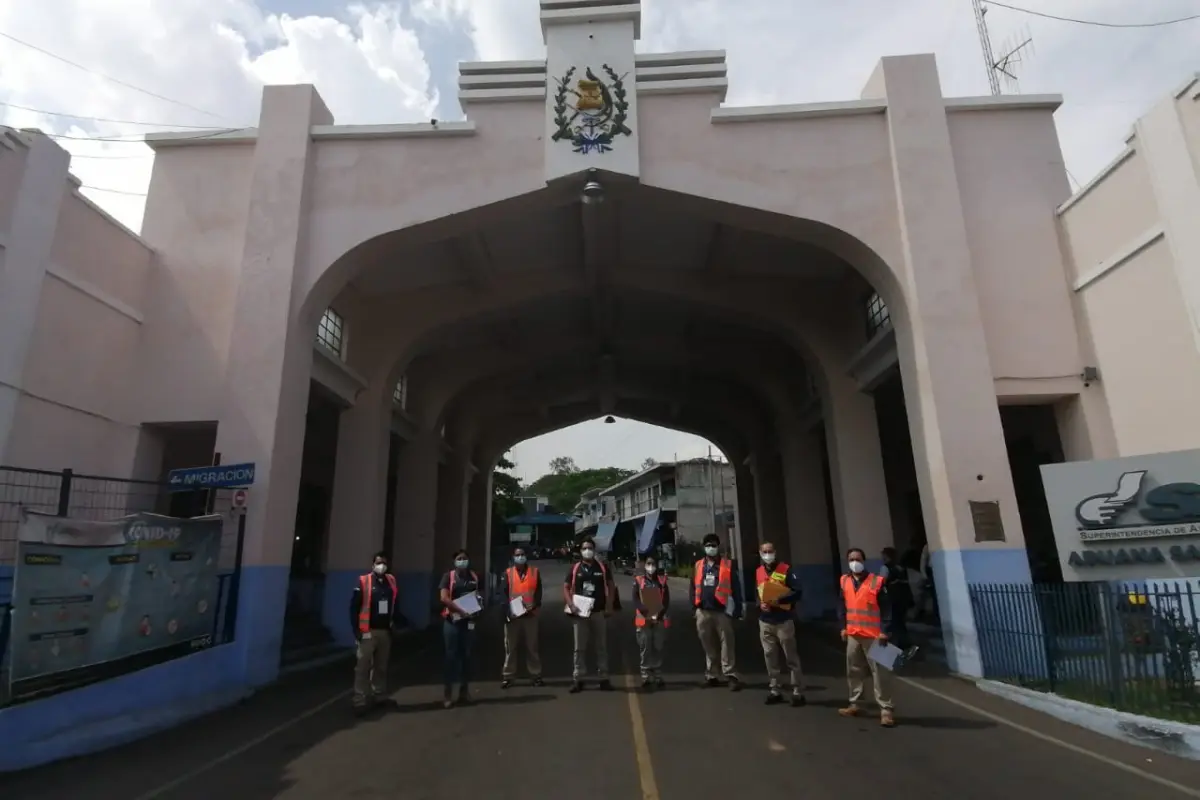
[1040,449,1200,582]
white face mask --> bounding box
[704,546,719,557]
[848,560,866,574]
[645,564,657,575]
[760,552,776,565]
[454,559,469,570]
[581,549,594,560]
[513,555,527,565]
[373,563,387,575]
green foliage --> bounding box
[491,456,523,524]
[526,461,635,514]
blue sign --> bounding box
[167,462,255,492]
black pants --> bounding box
[890,612,912,650]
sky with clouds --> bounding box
[1,1,1197,483]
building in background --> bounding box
[503,496,574,551]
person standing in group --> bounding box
[689,533,743,690]
[564,537,614,693]
[838,547,896,727]
[631,554,670,690]
[879,546,919,663]
[755,542,806,707]
[349,551,400,715]
[501,546,544,689]
[439,549,482,709]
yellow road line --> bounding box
[624,675,661,800]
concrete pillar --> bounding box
[213,85,333,687]
[465,471,492,587]
[733,463,760,607]
[321,388,391,645]
[778,426,837,619]
[0,133,70,467]
[750,451,789,562]
[434,455,472,569]
[823,373,893,567]
[867,56,1033,676]
[391,429,440,628]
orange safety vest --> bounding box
[507,565,540,616]
[358,572,399,633]
[840,573,884,637]
[756,562,793,611]
[693,558,733,608]
[633,574,671,628]
[441,569,480,619]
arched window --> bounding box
[393,375,408,409]
[316,307,346,357]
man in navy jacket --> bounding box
[755,541,806,706]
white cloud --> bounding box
[0,0,438,230]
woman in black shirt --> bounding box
[439,549,482,708]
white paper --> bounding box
[572,594,595,618]
[377,599,388,614]
[509,596,527,618]
[867,640,903,671]
[454,592,482,617]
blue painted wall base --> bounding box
[0,564,12,605]
[228,565,291,688]
[795,563,838,620]
[0,643,252,772]
[396,570,436,631]
[930,548,1041,679]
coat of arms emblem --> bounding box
[551,64,632,154]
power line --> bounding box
[40,127,245,144]
[0,100,228,130]
[0,29,236,123]
[982,1,1200,28]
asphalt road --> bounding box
[2,561,1198,799]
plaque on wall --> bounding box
[970,500,1006,543]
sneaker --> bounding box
[532,677,545,687]
[598,680,615,691]
[500,680,512,690]
[904,645,921,661]
[765,691,783,705]
[790,692,807,708]
[442,688,453,709]
[569,681,584,694]
[728,676,743,692]
[704,677,723,688]
[880,710,896,728]
[837,705,860,718]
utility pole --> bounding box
[706,446,718,542]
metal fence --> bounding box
[969,581,1200,723]
[0,465,246,705]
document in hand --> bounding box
[508,596,527,618]
[759,579,790,606]
[572,594,596,618]
[639,585,663,617]
[454,592,483,617]
[867,640,903,671]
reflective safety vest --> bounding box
[358,572,399,633]
[756,562,793,611]
[634,574,670,628]
[693,558,733,608]
[507,565,540,615]
[442,569,480,619]
[840,573,884,637]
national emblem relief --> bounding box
[551,65,632,154]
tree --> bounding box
[641,457,658,470]
[491,456,524,528]
[549,456,579,475]
[527,465,636,514]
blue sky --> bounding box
[2,0,1198,482]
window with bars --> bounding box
[393,376,407,409]
[316,307,345,357]
[864,291,891,339]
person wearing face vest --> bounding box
[838,547,896,727]
[564,537,615,693]
[501,546,544,689]
[689,533,744,690]
[349,551,400,714]
[631,554,670,690]
[755,542,806,707]
[439,549,482,709]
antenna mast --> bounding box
[972,0,1001,95]
[972,0,1036,95]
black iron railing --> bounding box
[969,581,1199,723]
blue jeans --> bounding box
[443,619,474,688]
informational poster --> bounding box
[7,510,223,700]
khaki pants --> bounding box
[846,634,894,710]
[353,628,392,706]
[503,615,542,679]
[636,624,667,678]
[571,613,609,679]
[759,619,803,691]
[695,609,737,679]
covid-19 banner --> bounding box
[7,510,224,700]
